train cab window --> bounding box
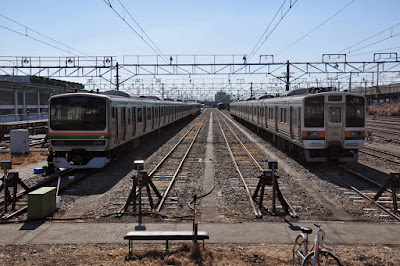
[304,96,324,127]
[346,95,365,127]
[50,96,106,130]
[137,108,143,123]
[328,107,342,123]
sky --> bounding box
[1,0,400,100]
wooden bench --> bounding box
[124,230,210,258]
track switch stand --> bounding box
[1,160,29,214]
[374,173,400,214]
[253,160,295,217]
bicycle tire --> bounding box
[367,136,373,144]
[293,234,306,266]
[302,249,342,266]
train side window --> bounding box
[133,107,136,123]
[147,108,151,120]
[284,108,287,124]
[128,108,131,125]
[112,107,115,118]
[137,108,142,123]
[161,107,164,117]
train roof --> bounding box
[50,92,198,106]
[231,91,365,105]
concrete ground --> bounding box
[0,220,399,246]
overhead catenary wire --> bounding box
[337,22,400,54]
[0,13,94,58]
[274,0,357,57]
[248,0,299,61]
[102,0,169,64]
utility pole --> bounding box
[250,82,253,99]
[349,72,352,92]
[286,60,290,91]
[116,62,120,91]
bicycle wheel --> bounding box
[367,136,373,144]
[302,249,341,266]
[293,234,306,265]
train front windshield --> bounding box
[50,96,106,130]
[304,96,325,127]
[346,95,365,127]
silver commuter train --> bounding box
[230,91,366,162]
[48,91,201,169]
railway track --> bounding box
[360,145,400,165]
[318,166,400,221]
[119,111,209,216]
[1,168,97,220]
[215,110,296,218]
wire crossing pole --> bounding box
[286,60,290,91]
[116,62,120,91]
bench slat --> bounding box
[124,230,209,241]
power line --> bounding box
[102,0,168,63]
[274,0,357,56]
[338,22,400,54]
[0,13,92,57]
[248,0,299,61]
[0,23,78,56]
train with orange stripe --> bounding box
[230,90,366,162]
[48,91,201,169]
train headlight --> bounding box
[306,131,320,137]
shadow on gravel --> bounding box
[63,115,199,196]
[306,161,389,191]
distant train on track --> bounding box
[48,91,201,169]
[230,90,366,162]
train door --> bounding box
[152,106,155,129]
[298,107,302,141]
[290,107,294,139]
[121,107,126,141]
[264,106,268,128]
[114,107,119,145]
[143,107,147,133]
[325,103,344,146]
[132,107,136,137]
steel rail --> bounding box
[217,110,298,218]
[215,111,262,217]
[319,169,400,221]
[148,113,207,177]
[338,165,392,192]
[156,112,208,212]
[1,168,98,220]
[0,168,74,207]
[118,112,207,213]
[360,148,400,165]
[217,111,264,173]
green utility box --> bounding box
[27,187,56,220]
